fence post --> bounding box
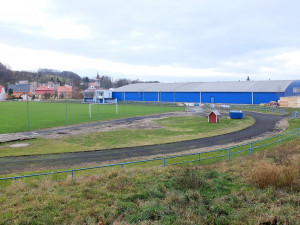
[71,170,74,180]
[291,131,293,141]
[163,158,166,167]
[228,148,231,160]
[26,93,30,131]
[198,153,201,166]
[97,104,99,121]
[14,177,17,183]
[266,139,268,149]
[65,101,68,125]
[250,143,252,155]
[280,135,282,144]
[121,164,124,169]
[299,128,300,137]
[89,104,92,119]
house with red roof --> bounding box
[57,85,73,99]
[35,86,55,99]
[0,85,6,101]
[88,82,97,89]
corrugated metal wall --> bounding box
[253,92,284,104]
[144,92,159,101]
[160,92,174,102]
[175,92,200,102]
[201,92,252,104]
[112,91,285,104]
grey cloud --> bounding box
[0,0,300,80]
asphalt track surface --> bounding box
[0,111,284,174]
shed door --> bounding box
[210,96,215,103]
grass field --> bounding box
[0,101,184,134]
[0,116,254,157]
[0,118,298,182]
[0,140,299,224]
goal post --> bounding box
[88,99,118,119]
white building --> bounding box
[83,89,114,103]
[0,85,6,101]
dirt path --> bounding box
[0,111,286,174]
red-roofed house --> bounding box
[35,86,55,99]
[0,85,6,101]
[57,85,73,99]
[88,82,97,89]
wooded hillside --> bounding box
[0,62,81,88]
[0,62,159,90]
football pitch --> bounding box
[0,101,184,134]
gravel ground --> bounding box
[0,111,286,174]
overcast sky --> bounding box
[0,0,299,82]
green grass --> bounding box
[1,117,299,185]
[0,116,254,157]
[0,140,299,224]
[0,101,184,133]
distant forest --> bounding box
[0,62,159,90]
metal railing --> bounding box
[1,127,299,187]
[229,105,285,115]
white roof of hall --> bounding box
[114,80,295,93]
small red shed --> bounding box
[208,110,220,123]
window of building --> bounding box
[293,88,300,93]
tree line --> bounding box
[0,62,82,88]
[0,62,159,90]
[81,76,159,90]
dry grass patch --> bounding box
[248,141,300,190]
[248,162,299,189]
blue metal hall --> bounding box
[112,80,300,104]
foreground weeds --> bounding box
[249,163,299,189]
[0,141,300,224]
[248,141,300,190]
